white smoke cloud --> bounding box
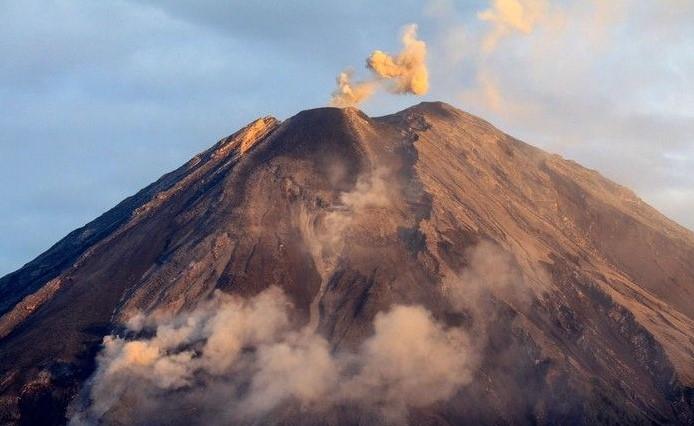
[330,24,429,107]
[69,287,475,424]
[298,166,396,332]
[321,167,392,250]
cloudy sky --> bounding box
[1,0,693,275]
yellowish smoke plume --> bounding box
[330,24,429,107]
[367,24,429,95]
[330,71,377,108]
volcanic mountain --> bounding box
[1,102,693,425]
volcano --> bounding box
[1,102,693,425]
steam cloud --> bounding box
[330,24,429,107]
[69,287,474,424]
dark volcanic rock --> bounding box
[0,102,693,424]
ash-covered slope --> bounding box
[1,102,693,425]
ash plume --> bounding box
[330,24,429,107]
[330,71,378,108]
[367,24,429,95]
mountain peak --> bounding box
[289,105,371,124]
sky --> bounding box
[1,0,693,276]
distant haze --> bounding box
[1,0,693,275]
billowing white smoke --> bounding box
[69,288,293,423]
[330,24,429,107]
[341,305,472,417]
[69,287,474,424]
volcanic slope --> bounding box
[1,102,693,424]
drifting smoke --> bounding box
[322,167,392,248]
[367,24,429,95]
[69,288,293,423]
[478,0,550,53]
[330,71,378,108]
[444,241,531,315]
[330,24,429,107]
[341,305,472,417]
[69,288,474,425]
[457,0,558,112]
[300,167,393,280]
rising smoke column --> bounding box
[330,24,429,107]
[330,71,378,108]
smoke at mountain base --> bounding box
[67,161,539,425]
[68,287,475,425]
